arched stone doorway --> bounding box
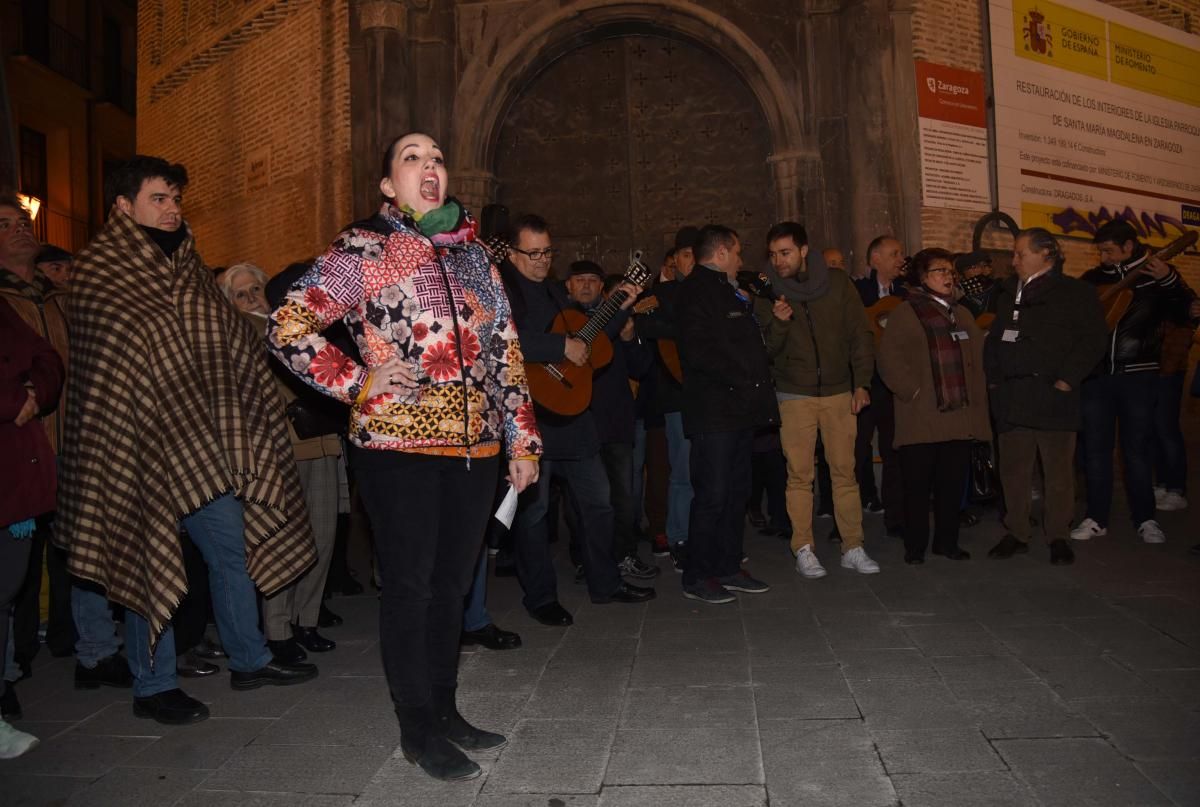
[450,0,822,249]
[492,33,774,268]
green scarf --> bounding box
[401,199,463,238]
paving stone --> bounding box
[483,719,615,794]
[353,748,484,807]
[1070,698,1200,760]
[929,655,1037,684]
[297,673,393,708]
[1108,637,1200,672]
[902,623,1009,657]
[628,652,750,687]
[759,719,896,807]
[1134,759,1200,807]
[177,793,355,807]
[950,682,1097,739]
[872,729,1006,774]
[1112,596,1200,640]
[4,733,155,778]
[1021,654,1155,699]
[637,618,747,655]
[604,727,762,785]
[203,743,393,794]
[848,679,975,730]
[197,676,319,719]
[1137,669,1200,710]
[17,687,131,723]
[122,717,273,769]
[599,784,766,806]
[0,774,91,807]
[619,685,754,730]
[822,624,916,651]
[255,702,401,747]
[752,665,861,720]
[474,796,599,807]
[308,640,387,677]
[834,648,938,680]
[62,767,210,807]
[992,737,1172,806]
[988,624,1103,657]
[889,772,1038,806]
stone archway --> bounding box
[450,0,819,233]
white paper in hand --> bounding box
[494,483,519,529]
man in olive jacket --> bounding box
[984,228,1107,564]
[675,225,778,604]
[758,222,879,580]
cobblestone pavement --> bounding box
[2,489,1198,807]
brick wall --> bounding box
[136,0,352,273]
[912,0,1199,289]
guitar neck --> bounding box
[574,291,629,345]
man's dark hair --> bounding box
[866,234,898,262]
[908,247,955,284]
[510,213,549,246]
[1021,227,1065,270]
[694,224,739,263]
[106,155,188,209]
[663,247,676,261]
[0,192,29,215]
[766,221,808,248]
[1093,220,1139,249]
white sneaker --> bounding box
[1158,491,1188,511]
[1154,486,1167,509]
[0,720,38,759]
[794,546,827,579]
[840,547,881,574]
[1138,519,1166,544]
[1070,518,1106,541]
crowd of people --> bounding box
[1,133,1198,779]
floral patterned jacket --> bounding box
[267,202,542,460]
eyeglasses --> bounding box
[512,247,555,261]
[926,267,955,277]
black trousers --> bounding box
[600,442,638,560]
[12,516,74,664]
[172,529,212,654]
[855,378,903,528]
[750,442,790,531]
[815,437,833,513]
[685,429,752,586]
[353,449,498,709]
[899,440,971,559]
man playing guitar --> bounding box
[500,215,655,628]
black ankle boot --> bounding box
[397,705,481,781]
[432,686,507,751]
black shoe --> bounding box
[959,511,980,528]
[816,503,833,519]
[573,563,585,584]
[268,638,308,664]
[597,582,657,604]
[401,733,481,781]
[461,623,522,650]
[132,688,209,725]
[192,638,227,660]
[1049,539,1075,566]
[15,660,31,682]
[230,660,318,691]
[433,686,507,752]
[717,570,769,593]
[494,563,517,578]
[528,601,573,626]
[318,603,343,628]
[618,554,661,580]
[932,547,971,560]
[177,651,219,678]
[746,508,767,529]
[670,543,688,574]
[293,626,337,653]
[682,577,737,604]
[905,555,925,565]
[988,534,1029,559]
[75,653,133,690]
[863,498,884,513]
[1,681,21,720]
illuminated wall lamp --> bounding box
[17,193,42,220]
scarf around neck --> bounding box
[763,252,831,303]
[398,198,464,239]
[908,287,968,412]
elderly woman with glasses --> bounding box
[877,248,991,565]
[266,132,541,782]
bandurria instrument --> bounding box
[1096,230,1197,332]
[525,252,653,415]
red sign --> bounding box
[916,61,988,128]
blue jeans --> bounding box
[664,412,693,546]
[128,494,272,697]
[72,584,121,668]
[1152,372,1187,493]
[1081,373,1157,528]
[513,456,621,609]
[462,546,491,633]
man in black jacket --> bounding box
[852,235,908,533]
[985,228,1107,564]
[501,215,655,626]
[1072,221,1196,545]
[675,225,778,604]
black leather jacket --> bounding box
[1080,249,1194,375]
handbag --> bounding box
[968,440,1000,503]
[285,397,345,440]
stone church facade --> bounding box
[137,0,1198,280]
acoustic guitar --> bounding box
[525,253,653,416]
[1096,230,1197,331]
[865,296,905,343]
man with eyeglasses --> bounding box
[499,215,656,628]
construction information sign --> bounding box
[916,60,992,212]
[989,0,1200,246]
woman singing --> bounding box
[267,133,541,781]
[878,248,991,565]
